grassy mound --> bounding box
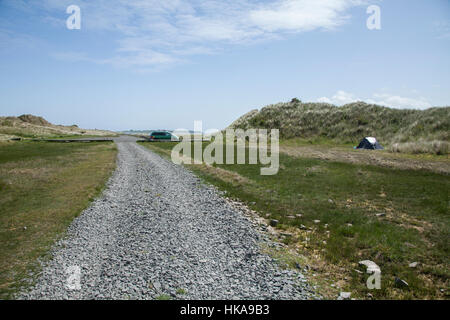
[0,114,116,140]
[229,100,449,153]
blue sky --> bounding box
[0,0,449,131]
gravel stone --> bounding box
[19,136,316,300]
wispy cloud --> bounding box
[0,28,42,53]
[5,0,366,71]
[366,93,432,109]
[434,21,450,39]
[318,90,432,109]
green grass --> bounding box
[176,288,187,295]
[280,137,354,147]
[0,140,102,164]
[0,141,117,299]
[41,134,117,139]
[140,141,449,299]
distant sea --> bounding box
[120,130,202,135]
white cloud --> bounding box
[318,90,358,105]
[249,0,361,32]
[317,90,433,109]
[367,93,432,109]
[6,0,365,71]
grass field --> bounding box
[0,141,117,299]
[279,138,449,174]
[140,141,449,300]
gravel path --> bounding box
[20,137,315,300]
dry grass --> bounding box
[0,141,117,299]
[279,143,450,175]
[0,115,116,140]
[390,141,449,155]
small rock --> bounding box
[347,223,353,227]
[153,281,161,291]
[287,215,296,219]
[409,262,418,268]
[375,213,386,217]
[296,214,303,218]
[338,292,351,300]
[328,199,334,204]
[299,224,307,230]
[313,220,320,224]
[394,277,409,288]
[23,226,27,230]
[270,219,279,227]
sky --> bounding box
[0,0,449,131]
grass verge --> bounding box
[0,141,117,299]
[139,141,449,300]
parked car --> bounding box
[148,131,179,142]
